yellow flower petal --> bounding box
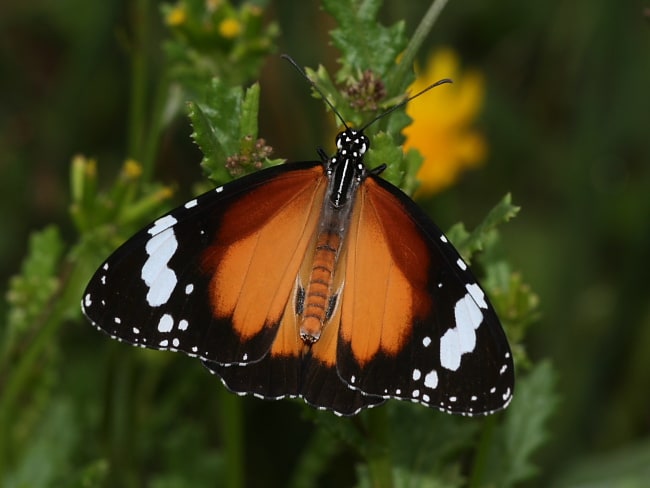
[219,18,242,39]
[403,48,487,195]
[166,5,187,27]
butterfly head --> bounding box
[335,129,369,161]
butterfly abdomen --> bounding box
[300,230,342,343]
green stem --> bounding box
[390,0,450,93]
[128,0,150,169]
[109,349,137,487]
[0,259,87,477]
[140,75,171,183]
[217,388,244,488]
[468,415,497,488]
[363,408,394,488]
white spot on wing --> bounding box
[456,258,467,270]
[185,283,194,295]
[157,314,174,333]
[439,293,484,371]
[84,294,92,307]
[142,227,178,307]
[422,336,432,347]
[178,319,188,331]
[184,199,198,209]
[424,370,438,389]
[440,235,448,243]
[148,215,177,235]
[412,369,421,381]
[466,283,487,309]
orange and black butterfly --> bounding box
[82,60,514,416]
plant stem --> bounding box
[390,0,450,93]
[217,388,244,488]
[468,415,496,488]
[0,259,87,478]
[364,407,394,488]
[128,0,150,173]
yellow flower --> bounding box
[219,18,242,39]
[121,159,143,180]
[402,48,487,195]
[166,4,187,27]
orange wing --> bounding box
[330,176,514,415]
[83,162,323,367]
[197,163,328,365]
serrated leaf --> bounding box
[366,132,406,188]
[452,194,520,260]
[445,222,470,251]
[239,83,260,141]
[323,0,406,77]
[189,80,244,182]
[480,361,559,487]
[5,226,64,339]
[307,65,354,125]
[189,80,278,183]
[399,148,425,196]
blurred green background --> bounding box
[1,0,650,486]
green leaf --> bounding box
[478,361,559,486]
[1,399,79,488]
[190,80,283,184]
[323,0,407,78]
[551,438,650,488]
[447,193,520,261]
[366,131,407,188]
[239,82,260,142]
[5,226,64,343]
[162,0,279,93]
[189,78,244,182]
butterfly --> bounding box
[82,58,514,416]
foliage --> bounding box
[10,0,636,486]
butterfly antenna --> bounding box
[281,54,350,130]
[282,54,453,133]
[359,77,453,132]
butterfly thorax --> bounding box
[299,129,368,344]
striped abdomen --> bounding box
[299,230,341,343]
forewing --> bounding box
[82,161,325,371]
